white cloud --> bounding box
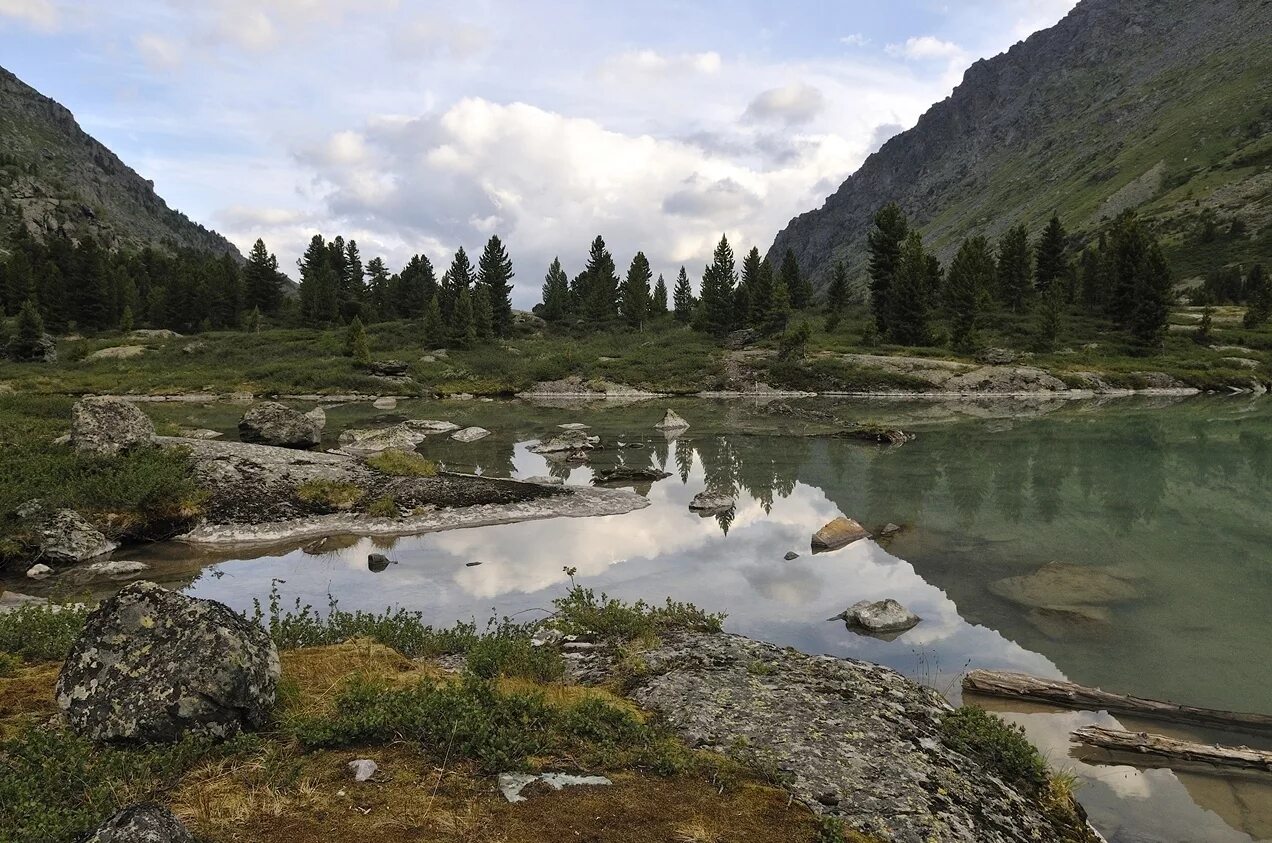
[601,49,723,80]
[135,33,183,70]
[840,33,869,47]
[391,16,491,61]
[0,0,58,30]
[885,35,965,60]
[742,82,827,126]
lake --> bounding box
[92,394,1272,841]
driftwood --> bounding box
[1071,726,1272,773]
[963,670,1272,733]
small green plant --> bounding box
[941,705,1049,793]
[294,480,363,511]
[0,602,90,663]
[465,631,564,682]
[365,494,399,518]
[365,449,439,477]
[746,660,778,676]
[550,571,725,641]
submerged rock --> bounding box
[558,422,591,431]
[70,396,156,455]
[403,419,460,434]
[56,581,280,743]
[72,560,151,581]
[837,425,912,446]
[523,475,565,485]
[25,563,52,580]
[811,516,869,552]
[689,491,735,514]
[78,803,194,843]
[451,426,491,442]
[989,562,1139,610]
[654,408,690,430]
[238,402,321,449]
[842,599,920,633]
[373,396,398,410]
[530,430,599,454]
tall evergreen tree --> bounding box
[473,283,494,340]
[449,285,476,348]
[341,239,365,319]
[298,235,338,325]
[996,224,1032,312]
[619,252,652,329]
[651,273,669,316]
[887,231,931,345]
[944,236,995,351]
[762,258,789,334]
[477,235,515,337]
[365,257,392,319]
[672,266,694,323]
[442,247,475,320]
[9,299,46,360]
[540,257,570,322]
[582,236,620,321]
[398,254,437,318]
[1105,211,1151,328]
[1035,282,1064,352]
[1243,265,1271,328]
[826,261,849,329]
[345,315,370,364]
[780,249,810,310]
[243,238,284,315]
[1034,214,1068,294]
[695,235,736,336]
[867,203,908,334]
[422,294,444,347]
[1129,239,1171,349]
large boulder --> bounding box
[451,426,491,442]
[77,803,194,843]
[337,424,426,456]
[238,402,321,449]
[811,516,869,552]
[22,504,118,563]
[70,396,156,455]
[56,581,280,743]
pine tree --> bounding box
[540,257,570,322]
[826,261,849,330]
[342,239,365,319]
[582,236,620,321]
[1129,239,1171,350]
[887,231,931,345]
[1034,214,1067,294]
[449,285,476,348]
[245,306,262,333]
[473,283,494,340]
[365,257,392,320]
[1242,265,1270,328]
[740,247,762,326]
[1035,282,1064,352]
[10,299,46,361]
[477,235,515,337]
[345,315,371,364]
[422,294,444,347]
[298,235,338,325]
[1195,305,1215,345]
[762,259,790,334]
[619,252,652,329]
[944,236,995,351]
[779,249,809,311]
[996,224,1032,312]
[695,235,736,336]
[672,266,694,323]
[652,273,669,316]
[442,247,474,320]
[867,203,908,334]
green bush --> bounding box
[550,579,726,640]
[365,450,438,477]
[0,603,89,663]
[941,705,1049,793]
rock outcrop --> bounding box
[69,396,155,455]
[56,581,280,743]
[77,803,195,843]
[238,402,321,449]
[337,424,426,456]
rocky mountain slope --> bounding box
[0,65,240,259]
[769,0,1272,290]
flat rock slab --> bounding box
[451,426,491,442]
[86,345,147,360]
[989,562,1139,610]
[811,516,869,552]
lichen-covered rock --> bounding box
[451,426,491,442]
[403,419,460,434]
[56,581,279,743]
[86,345,147,360]
[77,802,194,843]
[69,396,155,455]
[27,506,118,563]
[530,430,599,454]
[337,424,426,456]
[843,598,920,633]
[689,491,734,513]
[811,516,869,551]
[238,401,321,449]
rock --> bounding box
[77,803,194,843]
[1025,605,1112,639]
[451,426,491,442]
[176,427,222,440]
[523,475,565,485]
[725,328,760,349]
[304,407,327,431]
[465,561,482,567]
[530,430,599,454]
[238,402,322,449]
[498,771,612,803]
[130,329,182,340]
[373,396,398,410]
[26,563,52,579]
[8,331,57,362]
[368,360,409,376]
[1129,371,1189,390]
[689,491,734,513]
[989,562,1139,610]
[811,516,869,552]
[879,522,902,538]
[74,560,150,580]
[842,599,921,633]
[592,466,672,484]
[558,423,591,431]
[348,759,379,781]
[181,340,206,354]
[783,551,800,561]
[29,508,118,563]
[976,347,1021,365]
[654,408,690,430]
[838,425,912,445]
[337,424,426,456]
[56,581,280,743]
[943,365,1068,393]
[86,345,147,361]
[367,553,396,572]
[70,396,156,455]
[1222,356,1262,370]
[403,419,459,434]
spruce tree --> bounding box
[422,294,444,347]
[619,252,652,329]
[944,236,994,351]
[740,247,762,326]
[749,255,774,326]
[762,259,790,335]
[342,239,365,319]
[780,249,809,311]
[696,235,736,336]
[1129,239,1171,350]
[1242,265,1270,328]
[826,261,849,330]
[365,257,392,320]
[1035,283,1064,352]
[449,285,476,348]
[477,235,515,337]
[1034,214,1067,294]
[887,231,931,345]
[442,247,474,321]
[473,283,495,339]
[652,273,669,316]
[540,257,570,322]
[345,315,371,364]
[1195,305,1214,345]
[10,299,46,361]
[120,305,134,334]
[1105,211,1151,329]
[582,236,620,322]
[672,266,694,323]
[867,203,908,334]
[996,224,1032,312]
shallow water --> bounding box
[57,395,1272,840]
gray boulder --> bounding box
[403,419,459,434]
[238,402,321,449]
[86,345,146,361]
[842,599,920,633]
[689,491,735,514]
[367,360,410,376]
[27,506,118,563]
[7,331,57,362]
[654,409,690,430]
[530,430,599,454]
[77,803,194,843]
[451,426,491,442]
[56,581,280,743]
[811,516,869,551]
[337,424,426,456]
[70,396,156,455]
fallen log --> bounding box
[963,670,1272,733]
[1071,726,1272,774]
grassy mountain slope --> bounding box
[0,66,241,259]
[768,0,1272,291]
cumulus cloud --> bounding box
[742,82,827,126]
[885,35,965,60]
[0,0,58,30]
[601,49,723,80]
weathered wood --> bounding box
[1071,726,1272,773]
[963,669,1272,733]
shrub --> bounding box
[550,577,725,641]
[0,603,90,663]
[941,705,1049,793]
[365,450,438,477]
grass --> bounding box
[0,602,89,665]
[294,479,363,511]
[364,449,438,477]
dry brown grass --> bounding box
[276,637,443,718]
[0,660,58,739]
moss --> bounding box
[364,449,438,477]
[364,494,398,518]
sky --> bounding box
[0,0,1078,305]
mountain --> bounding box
[768,0,1272,291]
[0,66,241,260]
